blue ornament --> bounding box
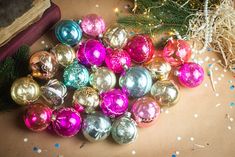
[63,61,89,89]
[55,20,82,46]
[119,66,152,98]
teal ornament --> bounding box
[55,20,82,46]
[119,66,152,98]
[63,61,89,89]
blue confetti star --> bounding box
[230,102,235,107]
[54,143,60,148]
[230,85,235,90]
[172,154,176,157]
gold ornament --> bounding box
[103,25,128,48]
[51,43,76,67]
[29,51,58,80]
[150,80,180,108]
[146,58,171,80]
[11,76,41,105]
[73,87,100,113]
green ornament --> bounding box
[63,61,89,89]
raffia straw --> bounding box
[187,0,235,73]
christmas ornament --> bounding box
[145,58,171,80]
[103,25,128,48]
[11,76,40,105]
[55,20,82,45]
[51,43,76,67]
[52,107,82,137]
[24,103,52,132]
[119,66,152,98]
[163,39,192,66]
[111,113,137,144]
[73,87,100,113]
[29,51,58,80]
[80,14,106,37]
[151,80,180,108]
[105,48,131,73]
[77,39,106,67]
[63,61,89,89]
[89,67,116,93]
[41,79,67,106]
[82,112,111,142]
[131,96,160,127]
[176,62,204,88]
[125,35,154,63]
[100,89,128,118]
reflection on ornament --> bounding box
[131,96,160,127]
[73,87,100,113]
[51,44,76,67]
[81,14,106,37]
[103,25,128,48]
[11,76,40,105]
[63,61,89,89]
[41,79,67,106]
[150,80,180,108]
[77,39,106,67]
[55,20,82,45]
[29,51,58,80]
[82,112,111,142]
[89,67,116,93]
[119,66,152,98]
[24,103,52,131]
[111,113,137,144]
[163,39,191,66]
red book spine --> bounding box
[0,3,61,61]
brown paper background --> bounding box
[0,0,235,157]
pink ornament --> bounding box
[100,89,128,118]
[24,103,52,132]
[125,35,154,63]
[163,39,192,66]
[52,107,82,137]
[177,62,204,88]
[105,48,131,73]
[131,97,160,128]
[77,39,106,66]
[81,14,106,37]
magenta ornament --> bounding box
[125,35,154,64]
[105,48,131,73]
[177,62,204,88]
[163,39,192,67]
[52,107,82,137]
[81,14,106,37]
[24,103,52,132]
[131,97,160,128]
[100,89,129,118]
[77,39,106,67]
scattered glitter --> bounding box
[194,114,198,118]
[214,81,218,84]
[221,74,225,77]
[37,149,42,153]
[207,47,212,51]
[95,4,99,8]
[215,93,219,97]
[190,137,194,141]
[58,155,64,157]
[114,8,119,13]
[230,118,234,122]
[23,138,28,142]
[204,56,210,62]
[230,102,235,107]
[217,77,221,81]
[177,136,182,141]
[204,83,208,87]
[228,126,232,130]
[160,108,164,113]
[214,67,219,71]
[165,110,169,114]
[208,63,212,67]
[211,58,215,61]
[54,143,60,148]
[175,151,180,155]
[194,144,205,148]
[223,69,227,72]
[230,85,235,90]
[132,150,136,155]
[228,80,233,83]
[41,40,45,44]
[216,103,221,107]
[45,45,49,48]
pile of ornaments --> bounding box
[10,14,204,144]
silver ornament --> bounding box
[82,112,112,142]
[89,67,116,93]
[41,79,67,106]
[111,113,138,144]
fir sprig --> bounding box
[0,45,30,111]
